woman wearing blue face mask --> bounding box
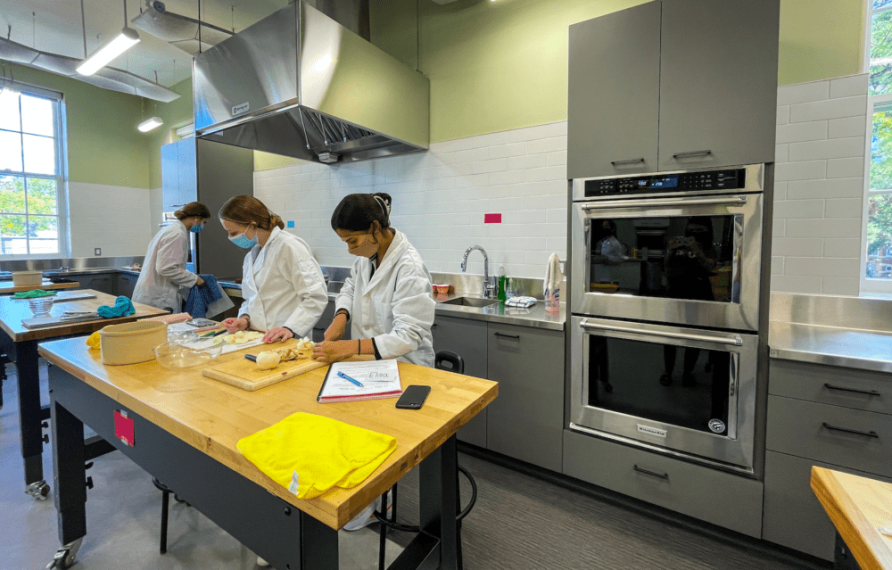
[219,195,327,344]
[133,202,209,311]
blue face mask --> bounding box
[229,232,257,249]
[190,224,203,234]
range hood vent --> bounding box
[193,0,429,165]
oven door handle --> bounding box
[580,195,748,211]
[579,319,743,347]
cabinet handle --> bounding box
[610,158,645,166]
[313,327,324,331]
[821,422,879,439]
[494,332,520,340]
[672,150,712,159]
[633,465,669,480]
[823,384,881,397]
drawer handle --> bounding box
[611,157,645,166]
[823,384,881,397]
[821,423,879,439]
[494,332,520,340]
[673,150,712,159]
[633,465,669,480]
[313,327,325,331]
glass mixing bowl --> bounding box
[153,338,223,369]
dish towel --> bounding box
[12,289,57,299]
[506,296,537,308]
[238,412,397,499]
[544,253,563,305]
[97,296,135,318]
[184,274,222,318]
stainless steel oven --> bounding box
[571,164,765,331]
[570,316,758,473]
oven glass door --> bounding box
[571,193,763,331]
[570,316,758,472]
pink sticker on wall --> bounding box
[484,213,502,224]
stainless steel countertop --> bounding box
[769,321,892,374]
[434,295,565,331]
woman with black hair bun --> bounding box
[312,192,435,368]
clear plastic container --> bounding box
[28,297,54,316]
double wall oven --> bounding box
[569,164,767,474]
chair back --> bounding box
[434,350,465,375]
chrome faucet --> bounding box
[461,245,496,298]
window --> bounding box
[0,81,67,257]
[863,0,892,294]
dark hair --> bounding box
[330,193,392,233]
[174,202,211,220]
[219,195,284,231]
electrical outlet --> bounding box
[94,248,101,256]
[287,221,295,228]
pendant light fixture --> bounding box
[77,0,140,76]
[137,74,163,133]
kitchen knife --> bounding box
[244,354,257,362]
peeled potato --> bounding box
[256,351,281,370]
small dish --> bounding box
[28,297,54,316]
[154,339,223,369]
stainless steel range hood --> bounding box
[192,1,429,164]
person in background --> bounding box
[133,202,209,312]
[219,195,327,344]
[312,191,435,533]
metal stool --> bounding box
[376,351,475,570]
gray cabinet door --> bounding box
[73,273,116,296]
[161,143,179,210]
[567,1,661,179]
[432,315,488,447]
[117,273,138,299]
[487,323,564,471]
[177,138,197,207]
[658,0,779,171]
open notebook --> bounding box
[317,360,403,403]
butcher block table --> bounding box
[0,280,80,294]
[37,337,497,569]
[0,290,167,499]
[811,467,892,570]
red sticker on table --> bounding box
[484,213,502,224]
[114,410,134,447]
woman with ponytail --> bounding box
[313,192,435,369]
[219,195,327,343]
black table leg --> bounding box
[48,396,86,568]
[834,533,863,570]
[13,339,49,497]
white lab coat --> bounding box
[336,230,435,367]
[239,226,327,336]
[133,222,198,311]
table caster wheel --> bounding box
[26,480,51,500]
[46,538,82,569]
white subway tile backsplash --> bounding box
[828,116,868,139]
[777,105,790,125]
[829,74,869,99]
[772,238,824,257]
[827,157,866,179]
[786,178,863,199]
[775,160,827,181]
[771,275,823,294]
[821,277,860,296]
[777,81,830,105]
[773,200,824,219]
[773,182,787,201]
[823,198,863,219]
[789,95,867,123]
[775,144,788,163]
[785,218,861,239]
[787,136,864,162]
[771,256,785,276]
[776,121,828,144]
[784,257,860,277]
[823,238,862,258]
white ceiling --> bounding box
[0,0,288,88]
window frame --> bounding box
[0,80,69,260]
[860,0,892,295]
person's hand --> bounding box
[195,276,205,286]
[312,340,356,363]
[222,317,249,332]
[263,327,294,343]
[324,315,347,342]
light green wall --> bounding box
[10,64,152,188]
[258,0,869,170]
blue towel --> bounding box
[98,296,135,318]
[184,274,222,318]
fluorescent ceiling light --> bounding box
[138,116,164,132]
[77,28,140,76]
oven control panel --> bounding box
[584,168,747,198]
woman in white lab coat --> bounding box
[132,202,209,311]
[219,195,327,343]
[313,192,435,367]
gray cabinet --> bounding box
[657,0,779,171]
[71,272,116,296]
[567,1,661,179]
[487,323,564,472]
[432,315,488,447]
[567,0,780,177]
[116,273,138,299]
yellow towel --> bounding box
[237,412,396,499]
[86,331,100,350]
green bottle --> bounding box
[497,266,507,302]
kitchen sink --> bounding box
[440,296,500,308]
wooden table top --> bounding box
[811,467,892,570]
[0,290,169,342]
[38,337,498,530]
[0,280,80,293]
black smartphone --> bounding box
[395,385,431,409]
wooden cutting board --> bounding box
[202,347,374,392]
